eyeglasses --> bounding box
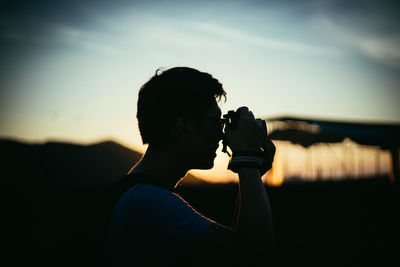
[195,116,226,129]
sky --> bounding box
[1,0,399,182]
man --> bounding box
[107,67,276,266]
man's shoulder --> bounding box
[124,183,173,201]
[120,183,183,213]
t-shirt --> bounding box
[107,183,214,266]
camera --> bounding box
[221,110,268,156]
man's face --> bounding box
[189,100,223,169]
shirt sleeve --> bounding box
[122,184,214,252]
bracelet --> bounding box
[228,151,264,173]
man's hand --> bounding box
[224,107,276,175]
[260,137,276,176]
[224,106,265,153]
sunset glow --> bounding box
[1,0,398,183]
[265,149,284,187]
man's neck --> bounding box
[130,145,189,191]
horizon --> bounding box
[1,135,392,186]
[1,0,399,184]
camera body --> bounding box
[221,110,268,155]
[221,110,274,174]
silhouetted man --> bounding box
[107,67,276,266]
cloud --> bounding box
[309,0,400,67]
[233,0,400,67]
[192,22,340,56]
[320,18,400,67]
[0,0,137,43]
[1,0,399,67]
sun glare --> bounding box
[264,149,284,187]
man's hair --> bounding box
[137,67,226,146]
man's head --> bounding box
[137,67,226,169]
[138,67,226,143]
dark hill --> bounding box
[1,138,207,266]
[1,139,141,188]
[0,139,206,188]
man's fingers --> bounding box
[236,106,256,119]
[236,106,249,114]
[249,111,255,119]
[256,119,266,134]
[263,138,276,156]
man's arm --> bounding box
[236,168,274,248]
[185,107,275,266]
[185,169,274,266]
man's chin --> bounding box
[195,160,215,170]
[192,151,217,169]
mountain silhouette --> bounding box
[0,138,208,188]
[0,138,208,266]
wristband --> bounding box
[228,151,264,173]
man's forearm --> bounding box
[237,168,274,247]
